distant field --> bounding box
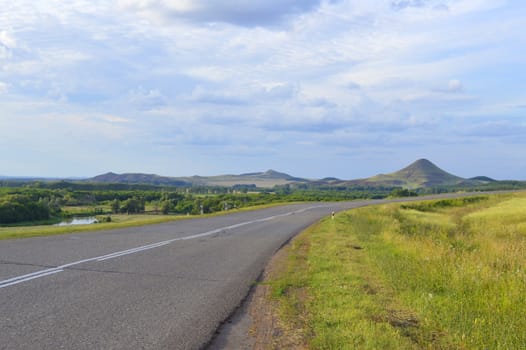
[268,192,526,349]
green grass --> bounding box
[270,192,526,349]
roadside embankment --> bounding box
[216,191,526,349]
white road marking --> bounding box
[0,205,329,289]
[0,269,64,289]
[96,241,171,262]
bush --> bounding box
[0,195,54,224]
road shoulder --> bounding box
[208,240,303,350]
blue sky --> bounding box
[1,0,525,180]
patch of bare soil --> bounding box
[248,245,308,350]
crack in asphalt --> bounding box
[0,260,55,269]
[64,266,224,283]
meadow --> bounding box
[269,192,526,349]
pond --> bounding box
[54,217,98,226]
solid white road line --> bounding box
[0,269,64,289]
[0,205,330,289]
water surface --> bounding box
[54,217,98,226]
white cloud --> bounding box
[0,31,16,48]
[0,82,8,94]
[185,66,232,82]
[0,0,525,177]
[125,87,166,110]
[101,115,130,123]
[447,79,463,93]
[0,31,16,59]
[188,85,248,105]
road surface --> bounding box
[1,202,372,350]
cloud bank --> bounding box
[0,0,525,179]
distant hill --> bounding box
[89,172,190,187]
[469,176,496,182]
[239,169,306,181]
[87,170,308,188]
[38,160,504,190]
[182,169,308,187]
[343,159,485,189]
[320,177,341,182]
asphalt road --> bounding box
[0,201,377,350]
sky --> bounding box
[1,0,525,180]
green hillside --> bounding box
[360,159,473,189]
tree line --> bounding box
[0,194,61,224]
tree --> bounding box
[390,188,417,198]
[111,199,121,214]
[0,195,53,224]
[161,200,171,214]
[121,197,145,214]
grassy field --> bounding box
[269,192,526,349]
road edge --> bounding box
[205,219,316,350]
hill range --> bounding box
[85,159,496,189]
[89,169,307,188]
